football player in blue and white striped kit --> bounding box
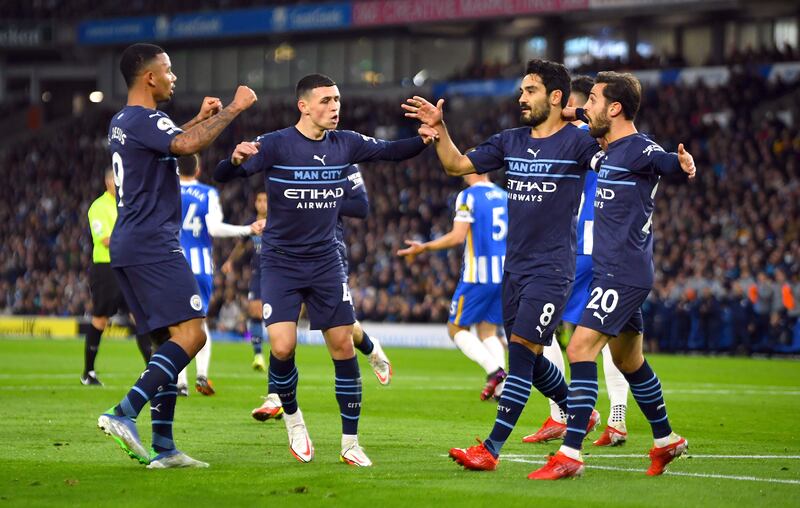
[398,172,508,400]
[177,153,264,396]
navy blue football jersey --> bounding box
[592,133,683,288]
[335,164,368,247]
[240,127,420,257]
[466,124,601,280]
[107,106,184,267]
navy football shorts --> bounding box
[113,254,205,334]
[502,272,571,346]
[577,278,651,337]
[260,249,355,330]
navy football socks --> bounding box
[563,361,599,450]
[116,340,190,419]
[355,330,375,355]
[532,353,569,413]
[151,382,178,452]
[249,319,263,355]
[624,359,672,439]
[484,342,536,457]
[269,353,298,414]
[333,356,362,435]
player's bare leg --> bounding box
[323,324,371,466]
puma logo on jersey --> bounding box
[527,148,541,157]
[313,154,327,165]
[593,311,608,325]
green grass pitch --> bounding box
[0,338,798,507]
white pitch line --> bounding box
[504,454,800,460]
[502,457,800,485]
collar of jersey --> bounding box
[179,179,198,186]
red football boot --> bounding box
[527,451,584,480]
[647,435,688,476]
[449,439,499,471]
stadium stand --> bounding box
[1,63,798,354]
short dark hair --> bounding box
[296,73,336,99]
[594,71,642,120]
[524,59,571,108]
[178,154,199,177]
[120,43,165,88]
[570,76,594,102]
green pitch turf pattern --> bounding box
[0,338,798,507]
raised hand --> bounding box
[402,96,444,128]
[396,239,426,258]
[231,85,258,112]
[250,218,266,235]
[231,141,260,166]
[197,97,223,121]
[677,143,696,180]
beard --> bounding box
[520,101,550,127]
[588,110,611,138]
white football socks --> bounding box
[601,344,628,425]
[453,330,501,375]
[195,321,212,379]
[482,335,506,371]
[543,336,567,423]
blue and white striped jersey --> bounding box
[454,182,507,285]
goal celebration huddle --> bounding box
[97,42,696,479]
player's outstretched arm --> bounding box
[205,191,257,238]
[650,142,697,180]
[170,86,257,156]
[402,96,475,176]
[396,221,469,259]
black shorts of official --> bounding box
[577,278,651,337]
[89,263,128,318]
[112,254,205,335]
[260,249,355,331]
[502,272,572,346]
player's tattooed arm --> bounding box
[171,86,257,155]
[181,96,223,130]
[402,96,476,176]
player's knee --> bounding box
[566,339,591,362]
[612,353,643,374]
[269,340,295,360]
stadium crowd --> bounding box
[1,65,798,354]
[452,44,799,81]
